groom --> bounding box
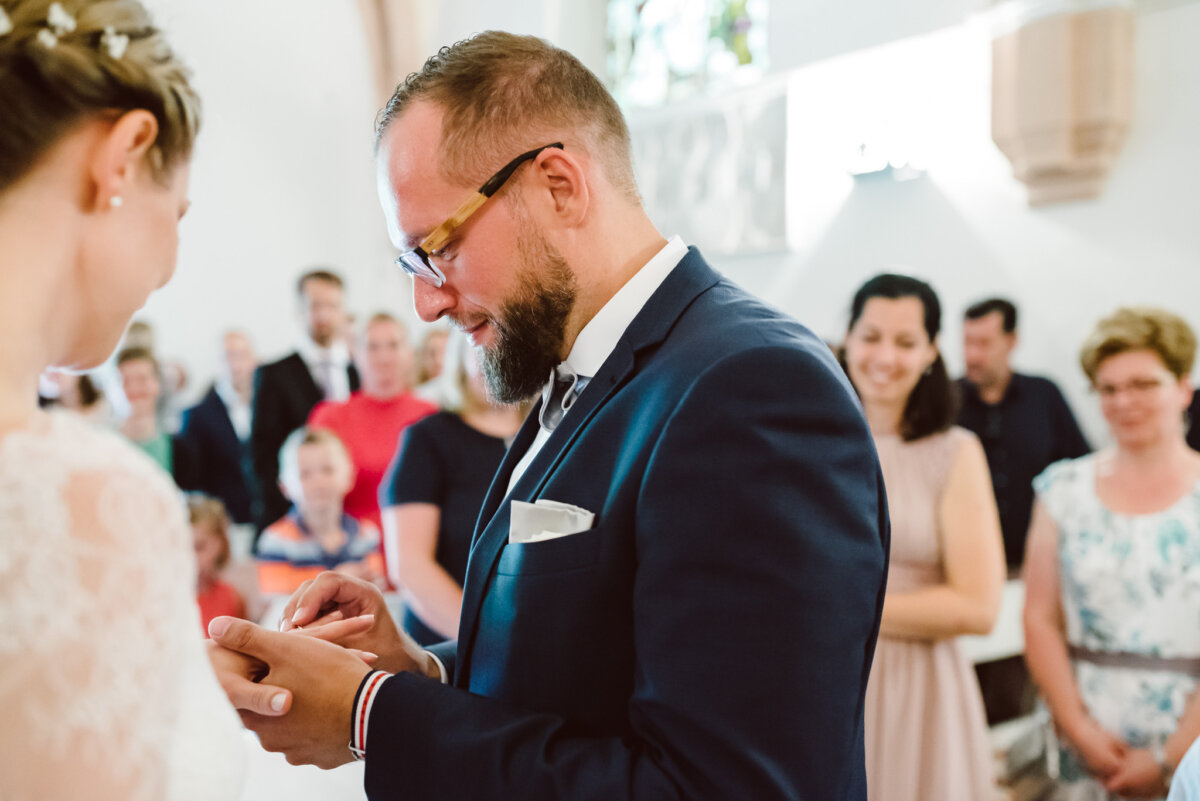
[211,31,889,800]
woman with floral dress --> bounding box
[1025,307,1200,801]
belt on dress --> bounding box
[1069,644,1200,676]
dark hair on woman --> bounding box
[841,273,959,441]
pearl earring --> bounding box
[109,196,123,208]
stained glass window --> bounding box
[607,0,769,108]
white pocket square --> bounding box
[509,499,595,544]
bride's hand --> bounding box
[278,571,433,677]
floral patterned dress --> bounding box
[1036,455,1200,801]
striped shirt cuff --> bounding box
[348,670,391,761]
[427,650,449,684]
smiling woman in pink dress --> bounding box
[841,273,1006,801]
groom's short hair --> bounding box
[374,31,639,203]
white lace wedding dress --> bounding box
[0,412,246,800]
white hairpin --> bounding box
[0,7,13,38]
[36,28,57,48]
[100,26,129,59]
[46,3,76,36]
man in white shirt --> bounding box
[249,270,359,535]
[179,330,259,524]
[211,32,888,801]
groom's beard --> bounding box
[478,223,577,405]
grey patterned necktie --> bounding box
[539,364,586,433]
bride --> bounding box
[0,1,291,798]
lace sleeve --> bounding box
[0,419,206,801]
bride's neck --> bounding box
[0,198,77,430]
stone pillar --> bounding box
[991,1,1134,206]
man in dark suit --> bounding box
[249,269,359,535]
[179,330,258,525]
[1188,389,1200,452]
[209,32,888,801]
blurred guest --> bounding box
[309,313,435,531]
[413,326,450,402]
[189,493,247,637]
[256,427,384,595]
[380,329,526,644]
[179,331,258,525]
[958,297,1091,726]
[958,298,1090,573]
[1168,739,1200,801]
[37,371,110,423]
[1024,307,1200,801]
[1187,390,1200,452]
[116,347,194,485]
[250,269,359,537]
[124,317,188,431]
[841,274,1004,801]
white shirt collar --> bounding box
[214,377,253,441]
[562,235,688,379]
[295,335,350,371]
[505,236,688,495]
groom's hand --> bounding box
[279,571,435,677]
[209,616,371,769]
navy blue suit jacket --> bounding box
[366,250,889,800]
[179,386,256,525]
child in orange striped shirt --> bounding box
[256,427,385,595]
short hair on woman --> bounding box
[187,493,231,570]
[116,346,159,373]
[0,0,201,193]
[375,31,640,203]
[1079,306,1197,382]
[842,272,959,442]
[364,311,406,341]
[433,327,473,414]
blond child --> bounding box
[189,494,247,636]
[256,427,386,595]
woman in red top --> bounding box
[308,313,436,530]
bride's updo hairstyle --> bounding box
[0,0,200,192]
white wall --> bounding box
[126,0,1200,448]
[132,0,410,402]
[711,1,1200,445]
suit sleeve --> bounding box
[1048,383,1090,460]
[174,407,204,493]
[363,345,889,801]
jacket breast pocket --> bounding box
[497,526,603,576]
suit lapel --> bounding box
[207,387,240,449]
[473,411,540,538]
[453,248,722,685]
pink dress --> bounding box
[865,426,995,801]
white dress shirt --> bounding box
[213,378,252,442]
[295,336,352,402]
[507,236,688,492]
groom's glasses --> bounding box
[394,143,565,288]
